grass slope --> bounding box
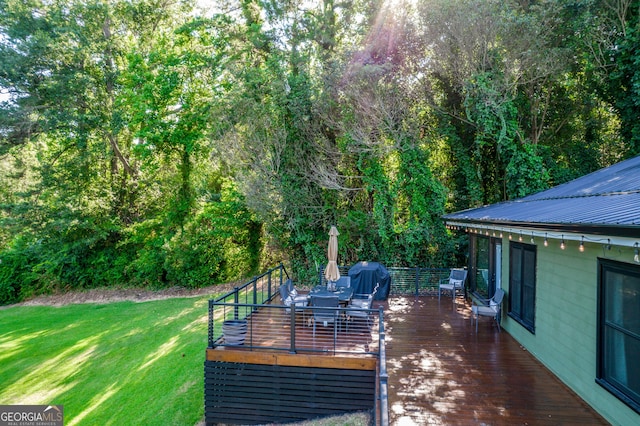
[0,297,209,425]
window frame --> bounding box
[469,234,501,299]
[596,258,640,414]
[508,241,536,333]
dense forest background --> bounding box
[1,0,638,304]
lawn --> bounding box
[0,296,210,425]
[0,294,372,426]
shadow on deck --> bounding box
[383,295,608,425]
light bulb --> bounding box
[544,233,548,247]
[579,238,585,252]
[634,243,639,263]
[560,236,565,250]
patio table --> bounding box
[308,286,354,305]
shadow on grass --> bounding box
[0,297,210,425]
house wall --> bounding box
[501,237,640,426]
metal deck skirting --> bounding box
[204,358,376,424]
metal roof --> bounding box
[443,155,640,236]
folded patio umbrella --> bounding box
[324,226,341,284]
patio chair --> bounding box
[346,291,375,328]
[472,288,505,333]
[279,282,307,314]
[346,282,379,329]
[439,268,468,304]
[335,276,351,289]
[351,282,379,302]
[310,295,341,338]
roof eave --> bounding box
[443,219,640,238]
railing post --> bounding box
[208,300,214,348]
[290,306,297,354]
[253,276,258,312]
[377,307,389,426]
[379,331,389,426]
[415,267,420,296]
[279,264,284,290]
[233,287,239,320]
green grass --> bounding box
[0,296,371,426]
[0,297,210,425]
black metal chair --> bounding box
[279,283,307,314]
[335,276,351,289]
[310,295,341,338]
[346,282,379,330]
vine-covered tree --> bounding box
[0,0,635,303]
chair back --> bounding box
[492,288,505,305]
[285,279,295,293]
[335,276,351,289]
[450,268,467,281]
[279,284,290,304]
[310,295,339,321]
[449,268,467,289]
[363,293,374,309]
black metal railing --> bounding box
[318,265,451,296]
[207,263,289,346]
[209,301,382,355]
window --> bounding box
[508,242,536,333]
[474,236,490,297]
[469,235,501,299]
[597,259,640,413]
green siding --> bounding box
[501,237,640,426]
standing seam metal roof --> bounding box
[443,155,640,229]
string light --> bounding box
[443,222,639,256]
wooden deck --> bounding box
[382,295,608,425]
[209,294,608,424]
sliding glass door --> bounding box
[470,234,501,299]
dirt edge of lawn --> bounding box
[1,281,244,309]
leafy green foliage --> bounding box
[608,26,640,154]
[0,0,637,302]
[164,182,261,287]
